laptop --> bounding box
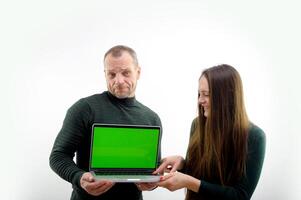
[89,123,161,182]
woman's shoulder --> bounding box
[248,123,266,145]
[189,117,198,136]
[191,117,198,126]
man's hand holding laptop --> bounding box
[80,171,157,195]
[80,172,115,196]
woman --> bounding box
[155,64,266,200]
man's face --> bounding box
[104,52,140,99]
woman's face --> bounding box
[198,76,210,117]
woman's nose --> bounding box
[198,96,205,104]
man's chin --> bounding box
[114,92,130,99]
[116,95,128,99]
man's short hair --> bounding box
[103,45,139,66]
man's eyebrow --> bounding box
[106,69,116,72]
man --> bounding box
[49,45,162,200]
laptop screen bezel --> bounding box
[89,123,161,172]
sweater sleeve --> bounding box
[196,125,266,200]
[49,98,92,188]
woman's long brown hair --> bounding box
[185,64,249,199]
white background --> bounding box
[1,0,300,199]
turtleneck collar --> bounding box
[106,91,137,106]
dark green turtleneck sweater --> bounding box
[49,91,162,200]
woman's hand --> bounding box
[154,155,185,175]
[157,172,200,192]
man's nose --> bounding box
[115,74,125,84]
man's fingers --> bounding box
[85,181,106,192]
[92,181,114,195]
[81,173,95,182]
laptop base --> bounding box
[91,171,161,182]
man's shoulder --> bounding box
[135,100,158,114]
[69,92,108,110]
[78,91,111,106]
[82,91,107,101]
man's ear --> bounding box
[136,66,141,79]
[103,69,107,79]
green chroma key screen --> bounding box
[91,126,160,169]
